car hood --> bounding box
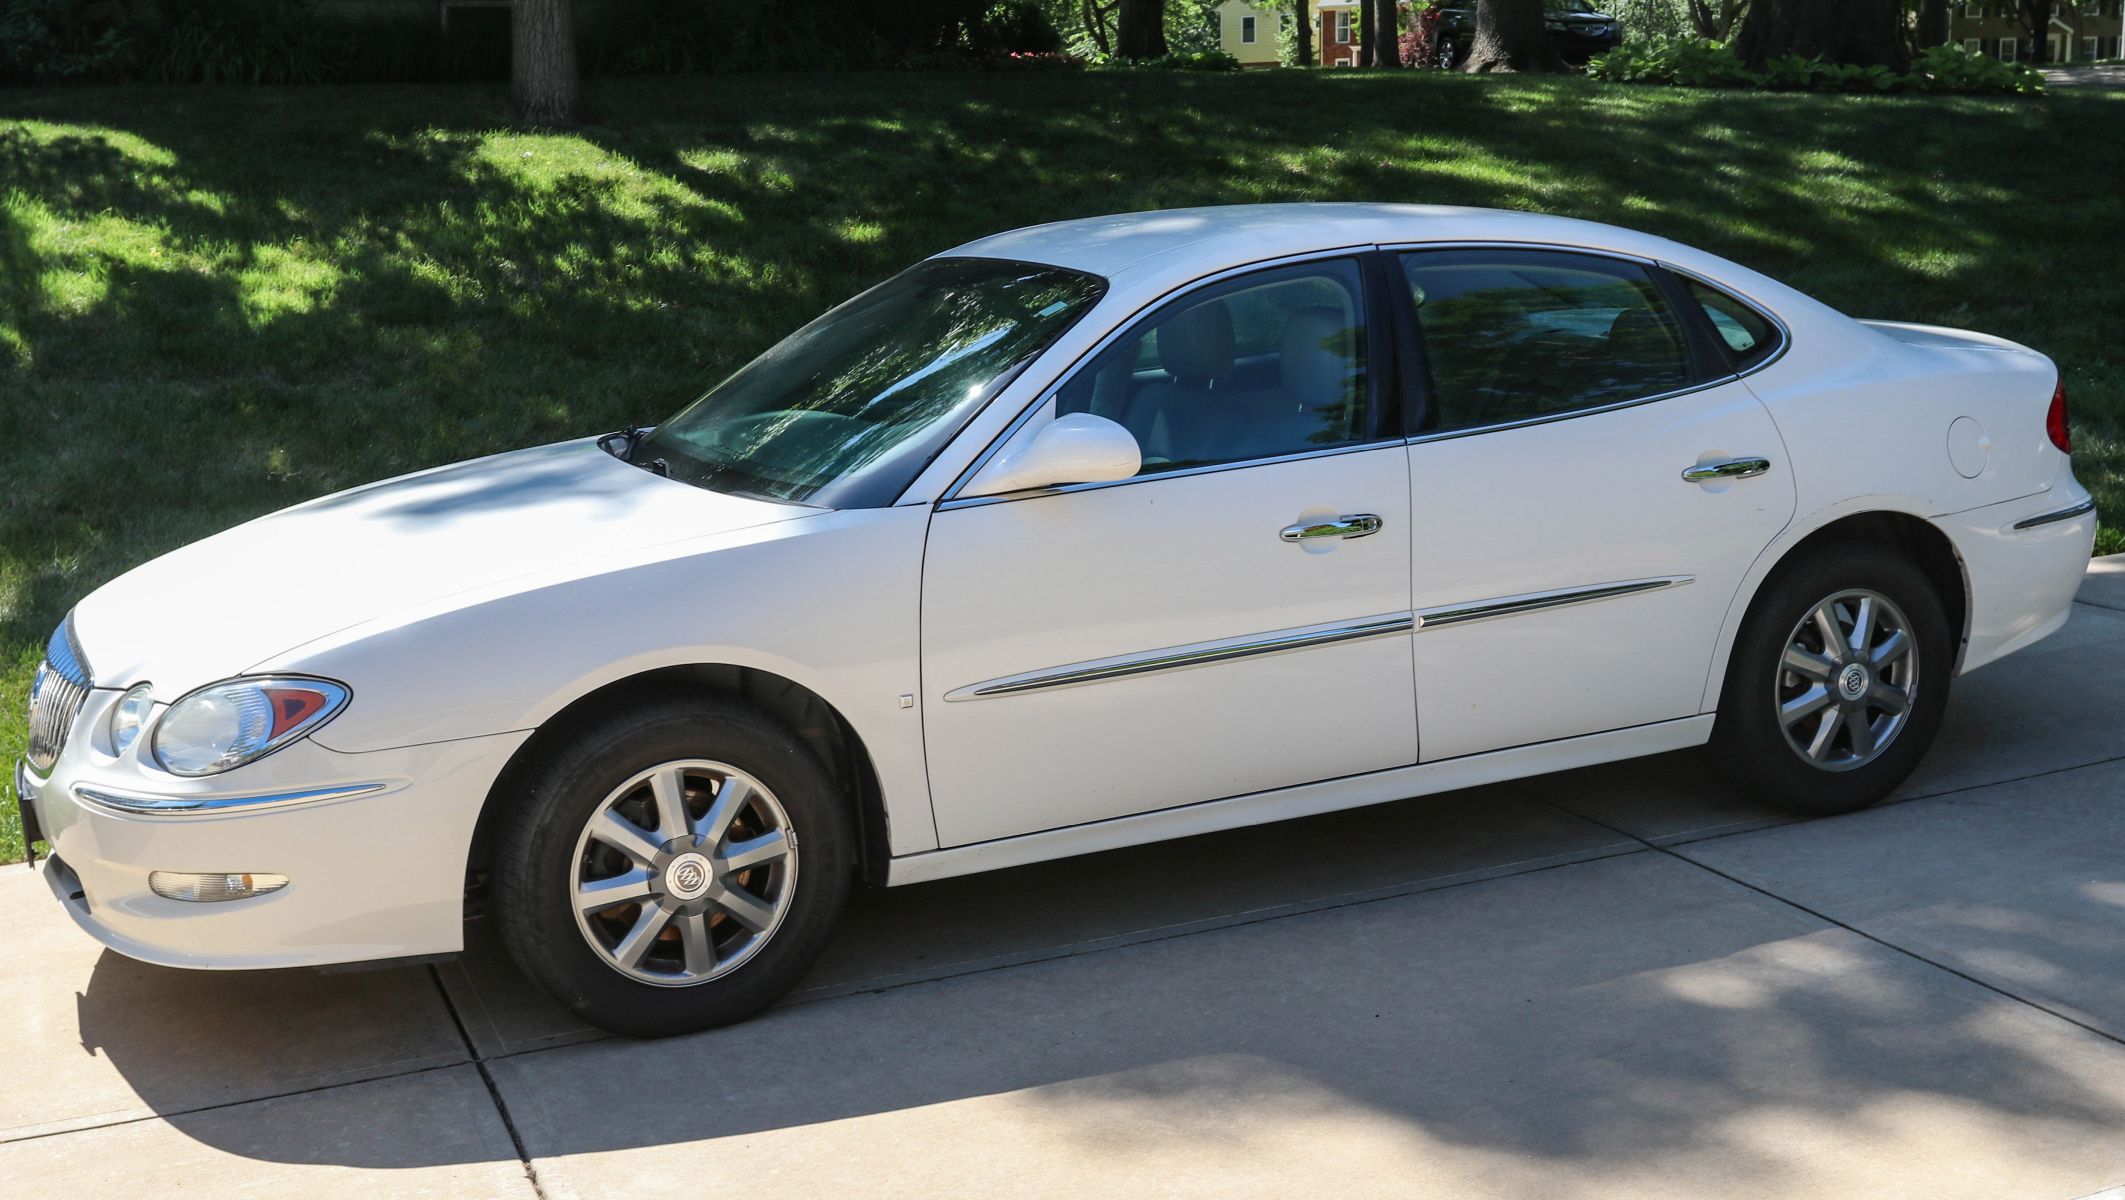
[70,439,814,696]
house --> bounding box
[1944,0,2123,62]
[1215,0,1286,66]
[1310,0,1363,65]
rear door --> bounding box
[1392,245,1796,761]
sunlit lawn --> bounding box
[3,69,2121,862]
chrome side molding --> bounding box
[72,781,388,817]
[1417,576,1694,630]
[2012,498,2096,531]
[949,577,1693,701]
[946,614,1416,701]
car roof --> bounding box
[939,203,1695,288]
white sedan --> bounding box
[19,204,2095,1035]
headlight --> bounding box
[151,677,351,777]
[108,684,155,757]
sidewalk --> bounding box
[5,556,2124,1198]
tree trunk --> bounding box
[1083,0,1114,55]
[1734,0,1906,71]
[1115,0,1168,58]
[1686,0,1748,40]
[1292,0,1312,64]
[1463,0,1561,72]
[2017,1,2054,63]
[1915,0,1949,47]
[1368,0,1401,66]
[511,0,580,126]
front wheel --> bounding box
[1436,37,1460,69]
[1711,544,1953,815]
[491,693,853,1037]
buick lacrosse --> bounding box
[19,204,2094,1035]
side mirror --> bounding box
[962,413,1142,498]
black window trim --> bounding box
[1661,262,1794,380]
[936,246,1404,511]
[1380,240,1783,448]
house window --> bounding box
[1964,0,1982,15]
[1998,36,2017,60]
[1335,10,1352,43]
[1963,37,1983,52]
[1242,14,1257,42]
[2084,35,2099,58]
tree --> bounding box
[2004,0,2058,63]
[1462,0,1563,71]
[1292,0,1314,64]
[1116,0,1169,56]
[511,0,581,126]
[1912,0,1951,50]
[1684,0,1749,39]
[1734,0,1907,70]
[1359,0,1401,65]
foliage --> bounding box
[1399,9,1444,66]
[1,71,2120,860]
[0,0,134,84]
[1094,47,1244,67]
[1589,36,2043,92]
[142,0,343,86]
[1598,0,1695,41]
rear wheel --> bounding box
[1711,544,1953,815]
[491,693,853,1037]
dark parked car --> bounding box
[1433,0,1624,68]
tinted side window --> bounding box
[1401,249,1693,433]
[1057,259,1373,475]
[1684,278,1779,371]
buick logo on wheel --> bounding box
[665,853,714,901]
[1838,662,1870,701]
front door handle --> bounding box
[1281,514,1384,543]
[1681,457,1772,484]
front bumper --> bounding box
[19,723,528,970]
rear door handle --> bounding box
[1281,514,1384,543]
[1681,458,1771,483]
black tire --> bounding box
[491,691,853,1037]
[1710,542,1953,816]
[1437,37,1459,68]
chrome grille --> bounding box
[25,618,91,773]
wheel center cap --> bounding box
[1838,662,1871,701]
[664,852,714,902]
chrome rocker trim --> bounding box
[2012,498,2096,531]
[1416,576,1694,630]
[946,614,1417,702]
[72,781,388,817]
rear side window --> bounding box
[1400,249,1694,433]
[1683,278,1780,371]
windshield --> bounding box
[639,257,1106,506]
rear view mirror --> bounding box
[961,413,1142,498]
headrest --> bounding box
[1608,306,1675,348]
[1280,306,1352,411]
[1158,300,1235,386]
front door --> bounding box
[921,255,1418,847]
[1392,246,1796,761]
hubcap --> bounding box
[1774,588,1919,773]
[568,760,799,987]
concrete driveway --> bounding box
[5,557,2125,1199]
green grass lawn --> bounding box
[2,69,2120,863]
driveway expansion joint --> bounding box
[430,964,550,1200]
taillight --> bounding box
[2047,377,2072,455]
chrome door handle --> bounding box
[1280,514,1384,543]
[1681,458,1771,483]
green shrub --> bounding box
[1588,36,2042,95]
[0,0,135,84]
[143,0,342,85]
[1096,48,1244,70]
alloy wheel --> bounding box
[568,759,799,986]
[1773,588,1919,773]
